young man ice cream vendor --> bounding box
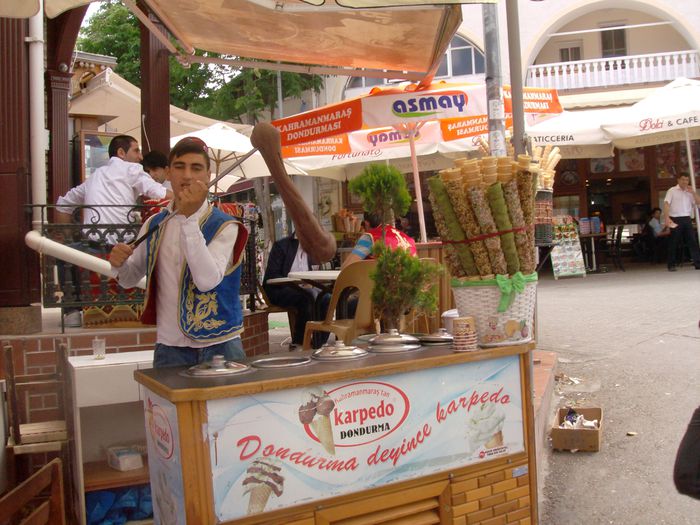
[109,137,249,368]
[109,123,337,368]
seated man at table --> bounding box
[263,233,331,349]
[342,212,417,268]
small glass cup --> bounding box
[92,337,106,360]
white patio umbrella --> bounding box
[526,108,621,159]
[601,77,700,245]
[171,122,304,193]
[285,121,480,180]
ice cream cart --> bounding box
[134,342,537,524]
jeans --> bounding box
[153,338,245,368]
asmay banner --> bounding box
[207,355,525,521]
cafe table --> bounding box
[579,232,607,272]
[267,270,341,319]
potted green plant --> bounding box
[349,164,441,332]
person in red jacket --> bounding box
[342,212,416,269]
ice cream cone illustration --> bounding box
[242,458,284,515]
[466,401,506,451]
[247,484,273,514]
[485,430,504,448]
[299,389,336,455]
[312,414,336,455]
[155,470,177,524]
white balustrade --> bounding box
[527,50,700,90]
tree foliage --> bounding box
[76,1,322,121]
[348,164,412,226]
[206,67,323,123]
[370,243,441,330]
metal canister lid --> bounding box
[250,356,312,368]
[418,328,454,345]
[312,340,369,361]
[368,329,420,346]
[181,356,251,377]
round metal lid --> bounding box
[416,328,454,345]
[368,329,420,346]
[250,355,312,368]
[312,341,369,361]
[367,343,422,353]
[180,356,251,377]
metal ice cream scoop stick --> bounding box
[130,147,259,248]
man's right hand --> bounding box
[109,243,133,268]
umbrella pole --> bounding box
[408,127,428,243]
[684,128,700,248]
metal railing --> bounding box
[31,204,258,320]
[527,50,700,91]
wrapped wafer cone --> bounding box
[438,177,493,276]
[428,191,468,277]
[313,416,336,455]
[533,146,544,162]
[439,168,462,181]
[503,179,534,273]
[477,136,490,155]
[542,144,552,162]
[247,485,273,514]
[468,186,508,275]
[547,146,560,163]
[428,179,477,276]
[546,153,562,171]
[517,154,532,169]
[454,158,470,168]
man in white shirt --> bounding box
[56,135,173,243]
[109,137,248,367]
[663,173,700,271]
[55,135,174,327]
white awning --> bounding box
[69,68,250,138]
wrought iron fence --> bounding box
[31,204,258,319]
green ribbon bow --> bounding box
[495,272,527,312]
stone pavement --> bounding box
[535,261,699,524]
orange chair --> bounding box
[302,260,377,349]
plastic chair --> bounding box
[302,260,377,350]
[0,458,66,524]
[2,341,72,503]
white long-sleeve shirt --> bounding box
[57,156,168,227]
[116,201,239,347]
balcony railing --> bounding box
[31,204,258,329]
[527,50,700,91]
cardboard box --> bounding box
[551,407,602,452]
[107,446,144,471]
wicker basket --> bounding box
[452,273,537,347]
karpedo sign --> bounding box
[207,355,525,521]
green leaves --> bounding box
[370,243,442,329]
[348,164,412,225]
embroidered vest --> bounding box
[368,225,417,256]
[141,207,249,342]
